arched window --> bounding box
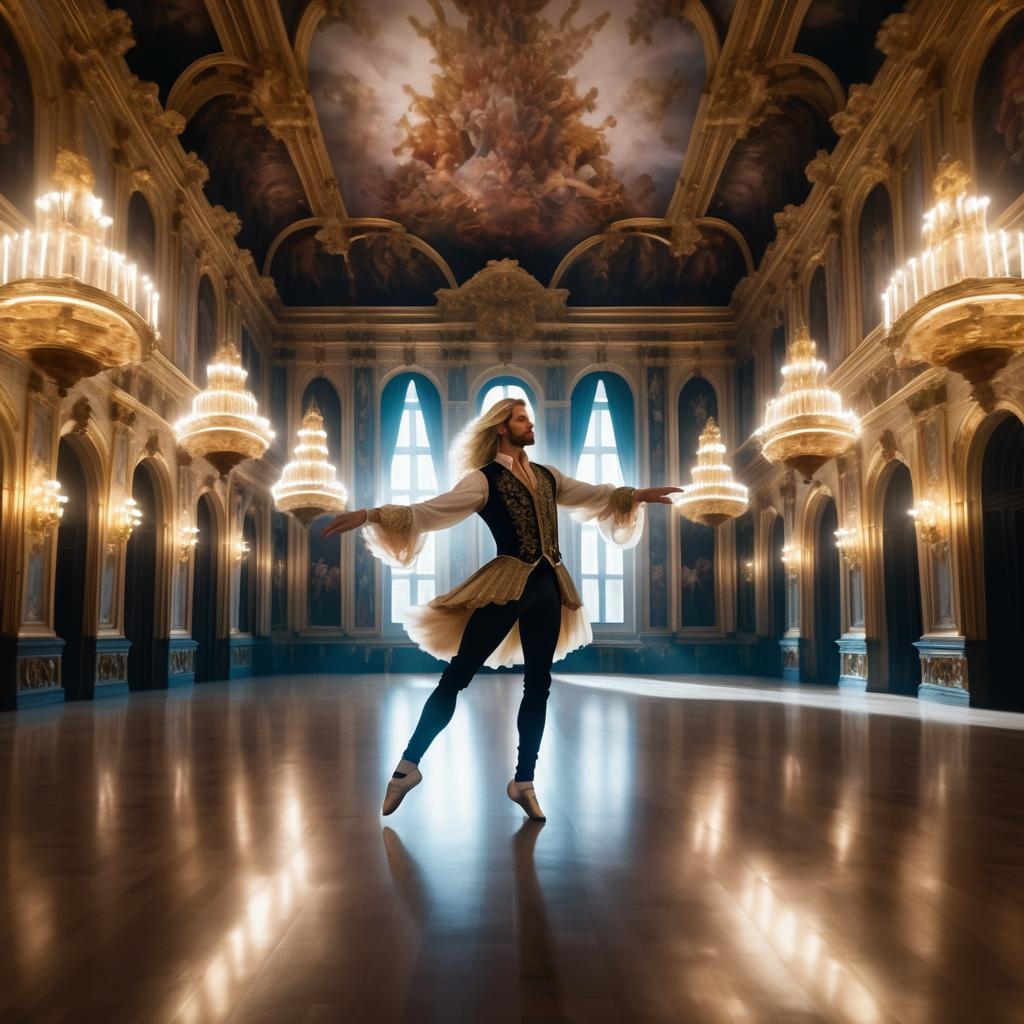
[477,376,536,422]
[570,373,636,625]
[382,375,443,624]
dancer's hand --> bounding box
[321,508,376,539]
[635,486,683,505]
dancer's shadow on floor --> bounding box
[382,820,567,1022]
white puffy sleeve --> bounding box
[362,471,488,568]
[549,466,645,549]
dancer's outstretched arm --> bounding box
[550,468,681,548]
[320,472,487,568]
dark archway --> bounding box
[771,515,787,657]
[192,493,222,682]
[735,511,755,634]
[813,498,841,686]
[979,416,1024,710]
[882,463,923,695]
[54,440,90,700]
[238,509,257,634]
[125,462,159,690]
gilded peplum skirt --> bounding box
[403,554,593,669]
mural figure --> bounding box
[0,16,34,216]
[111,0,221,103]
[181,96,311,268]
[309,0,706,281]
[974,11,1024,214]
[858,184,894,335]
[562,230,745,306]
[794,0,907,92]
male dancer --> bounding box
[322,398,678,819]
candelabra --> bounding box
[755,324,860,483]
[884,156,1024,399]
[272,400,349,526]
[175,341,273,477]
[908,498,949,556]
[110,496,142,547]
[178,518,199,563]
[27,475,68,551]
[0,149,159,394]
[781,544,800,581]
[833,526,862,570]
[673,418,748,527]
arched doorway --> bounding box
[125,462,159,690]
[881,463,923,694]
[813,498,841,686]
[979,416,1024,709]
[54,440,91,700]
[192,493,221,682]
[770,515,786,674]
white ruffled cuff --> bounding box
[574,486,645,548]
[362,504,426,568]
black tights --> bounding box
[402,560,563,782]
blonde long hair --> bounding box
[450,398,525,480]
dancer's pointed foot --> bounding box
[507,779,546,820]
[383,765,422,816]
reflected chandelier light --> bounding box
[883,156,1024,397]
[175,341,273,477]
[0,149,159,394]
[272,400,348,526]
[674,418,748,527]
[755,325,860,483]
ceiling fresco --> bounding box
[308,0,707,283]
[0,13,34,217]
[794,0,907,93]
[109,0,222,104]
[561,229,745,307]
[270,228,449,306]
[708,96,836,265]
[180,95,312,269]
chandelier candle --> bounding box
[674,418,748,527]
[272,401,349,526]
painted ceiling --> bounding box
[100,0,910,307]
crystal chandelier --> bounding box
[674,418,748,526]
[272,400,348,526]
[883,156,1024,398]
[175,341,273,477]
[755,325,860,483]
[0,149,158,394]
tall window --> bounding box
[388,380,437,623]
[480,381,534,421]
[576,381,625,623]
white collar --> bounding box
[495,451,530,471]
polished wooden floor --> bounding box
[2,673,1024,1023]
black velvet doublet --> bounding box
[478,462,561,564]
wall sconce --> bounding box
[908,498,949,555]
[27,477,68,550]
[234,539,250,564]
[781,544,800,581]
[178,519,199,563]
[833,526,863,570]
[110,496,142,548]
[743,560,754,584]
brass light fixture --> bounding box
[175,341,274,477]
[109,496,142,547]
[884,156,1024,401]
[781,544,800,581]
[833,526,862,570]
[272,400,348,527]
[234,539,250,564]
[0,149,159,394]
[673,418,748,527]
[178,517,199,563]
[27,475,68,550]
[755,325,860,483]
[908,498,949,556]
[743,560,754,585]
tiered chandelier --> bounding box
[755,325,860,483]
[175,341,273,477]
[0,149,158,394]
[883,156,1024,397]
[675,418,748,526]
[272,400,348,526]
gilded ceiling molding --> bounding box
[436,260,568,344]
[829,84,876,140]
